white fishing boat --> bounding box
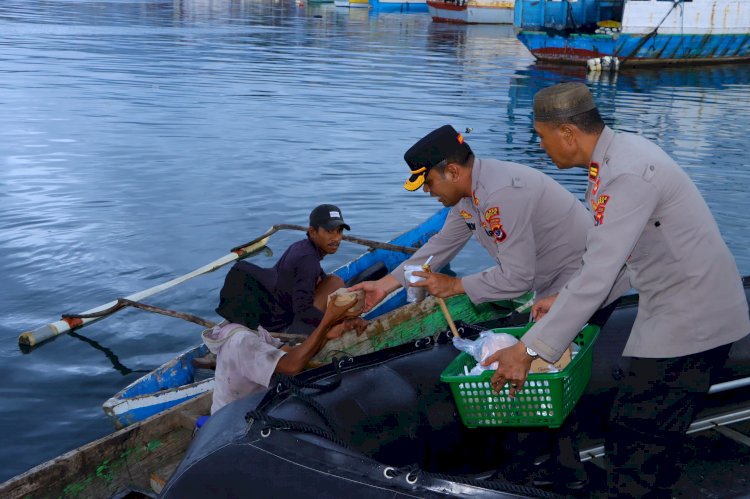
[334,0,370,8]
[427,0,514,24]
[515,0,750,66]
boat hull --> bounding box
[514,0,750,66]
[517,31,750,66]
[335,0,370,7]
[427,0,513,24]
[0,393,212,499]
[102,344,213,428]
[369,0,428,13]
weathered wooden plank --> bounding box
[309,293,532,367]
[0,393,211,499]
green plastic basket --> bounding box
[440,323,600,428]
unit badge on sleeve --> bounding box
[591,195,610,226]
[484,207,507,243]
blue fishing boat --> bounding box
[514,0,750,67]
[369,0,429,13]
[102,208,535,428]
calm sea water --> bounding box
[1,0,749,482]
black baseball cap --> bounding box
[403,124,472,191]
[309,204,351,231]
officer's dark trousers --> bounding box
[606,343,732,497]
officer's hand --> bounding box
[483,341,534,398]
[532,293,559,321]
[348,281,387,313]
[411,271,463,299]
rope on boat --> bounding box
[618,0,684,65]
[386,464,565,498]
[231,224,418,256]
[63,298,217,328]
[246,359,347,443]
[62,298,308,344]
[243,346,564,498]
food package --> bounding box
[530,346,572,373]
[327,288,366,314]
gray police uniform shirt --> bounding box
[392,157,592,303]
[522,126,750,361]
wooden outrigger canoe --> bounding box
[103,292,533,428]
[102,207,533,428]
[99,207,448,428]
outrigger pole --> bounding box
[18,225,416,349]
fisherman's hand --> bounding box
[532,293,559,321]
[326,317,368,339]
[349,281,387,313]
[482,342,534,398]
[322,298,359,325]
[411,271,463,299]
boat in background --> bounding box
[370,0,429,13]
[514,0,750,66]
[334,0,370,7]
[427,0,513,24]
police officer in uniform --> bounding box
[485,82,750,497]
[352,124,593,314]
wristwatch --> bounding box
[525,345,539,359]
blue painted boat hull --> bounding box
[369,0,429,13]
[517,31,750,65]
[103,209,450,428]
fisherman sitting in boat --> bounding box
[352,124,593,314]
[215,204,350,335]
[204,291,367,414]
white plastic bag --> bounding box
[403,264,426,303]
[452,331,519,375]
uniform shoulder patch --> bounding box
[588,162,599,181]
[460,210,473,219]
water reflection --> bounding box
[70,331,150,376]
[506,62,750,268]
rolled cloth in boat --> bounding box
[327,288,366,314]
[533,82,596,121]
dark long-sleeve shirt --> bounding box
[249,237,326,330]
[215,237,327,333]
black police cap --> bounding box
[403,125,472,191]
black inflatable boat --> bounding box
[162,279,750,498]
